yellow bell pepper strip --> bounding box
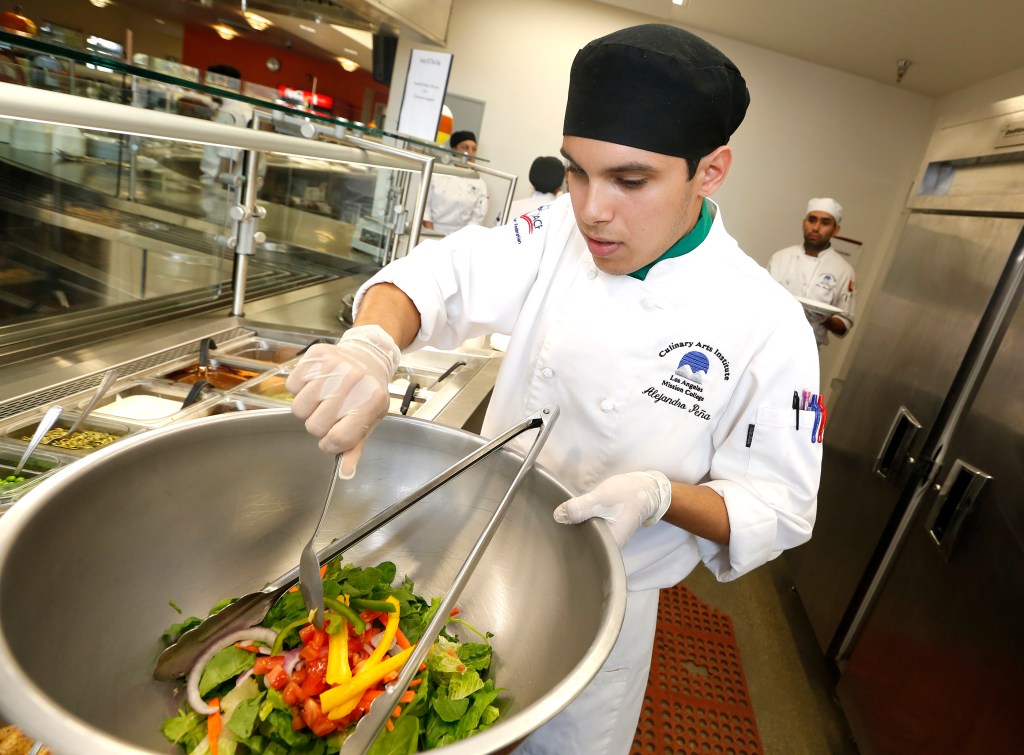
[320,645,415,714]
[325,617,351,686]
[324,689,362,721]
[359,596,401,674]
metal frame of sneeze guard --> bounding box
[0,81,434,315]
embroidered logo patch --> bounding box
[511,205,550,245]
[641,341,731,421]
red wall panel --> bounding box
[181,24,388,121]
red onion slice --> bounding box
[187,627,278,715]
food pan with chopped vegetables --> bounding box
[0,410,625,754]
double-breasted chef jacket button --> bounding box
[599,398,616,413]
[541,367,554,379]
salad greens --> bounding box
[161,560,503,754]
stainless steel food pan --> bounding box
[0,409,625,754]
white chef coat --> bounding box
[423,172,489,235]
[508,190,558,219]
[767,244,856,346]
[355,194,821,753]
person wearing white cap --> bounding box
[286,24,821,754]
[767,198,856,347]
[422,130,490,236]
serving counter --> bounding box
[0,277,503,511]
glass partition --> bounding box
[0,87,429,363]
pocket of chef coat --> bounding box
[746,406,818,487]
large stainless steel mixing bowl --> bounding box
[0,409,625,754]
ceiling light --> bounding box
[89,0,113,7]
[243,11,271,31]
[337,57,359,72]
[212,24,238,40]
[672,0,688,5]
[299,24,316,34]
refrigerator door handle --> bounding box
[873,405,922,479]
[927,458,992,560]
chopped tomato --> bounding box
[310,715,337,737]
[265,663,290,690]
[290,667,308,685]
[301,656,328,696]
[252,655,285,675]
[298,625,328,651]
[302,698,337,737]
[282,681,308,707]
[291,710,307,731]
[299,643,321,662]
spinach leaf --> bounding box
[226,692,265,739]
[367,714,419,755]
[198,646,256,696]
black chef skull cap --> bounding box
[448,130,477,149]
[529,156,566,193]
[563,24,750,160]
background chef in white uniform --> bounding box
[199,65,255,229]
[508,155,566,218]
[422,130,490,235]
[767,198,856,347]
[286,24,821,754]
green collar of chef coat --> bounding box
[628,198,712,281]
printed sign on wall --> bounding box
[396,49,453,142]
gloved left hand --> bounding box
[553,471,673,549]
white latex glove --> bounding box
[553,471,673,549]
[286,324,401,479]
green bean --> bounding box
[348,598,397,614]
[324,597,366,634]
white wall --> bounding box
[936,66,1024,120]
[385,0,938,394]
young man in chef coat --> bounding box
[767,198,857,347]
[287,24,821,754]
[422,130,490,235]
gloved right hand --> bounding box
[286,324,401,479]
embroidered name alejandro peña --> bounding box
[641,387,711,420]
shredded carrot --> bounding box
[408,678,422,687]
[383,671,398,683]
[207,698,222,755]
[419,663,427,671]
[449,607,461,617]
[394,628,411,650]
[400,690,415,703]
[385,719,395,732]
[234,643,260,652]
[391,706,402,718]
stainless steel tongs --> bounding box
[153,406,559,683]
[340,405,558,753]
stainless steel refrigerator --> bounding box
[786,94,1024,753]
